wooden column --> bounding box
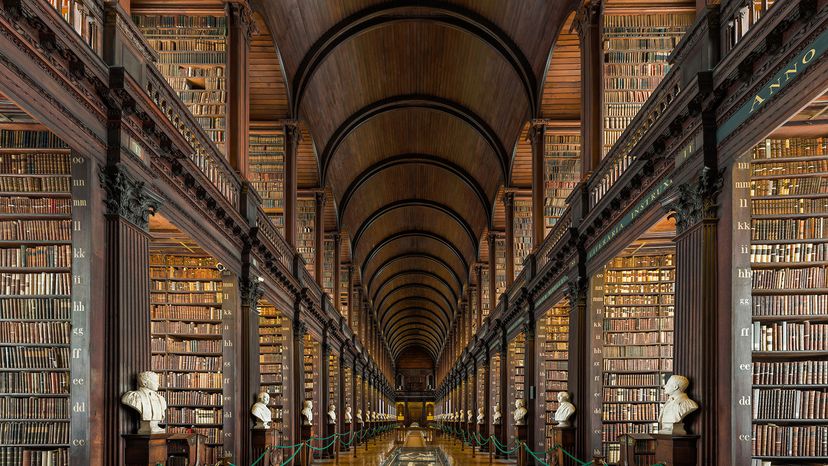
[292,310,307,448]
[225,2,252,177]
[574,0,603,175]
[523,314,537,461]
[347,265,355,328]
[333,234,341,314]
[320,334,332,458]
[481,353,490,436]
[315,191,326,286]
[498,326,509,449]
[475,265,483,327]
[566,279,590,460]
[504,192,515,286]
[488,233,497,311]
[283,122,299,246]
[669,166,724,465]
[239,275,263,465]
[99,163,160,466]
[529,121,546,248]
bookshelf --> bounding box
[258,301,289,440]
[481,266,491,318]
[477,364,485,421]
[749,137,828,465]
[328,352,339,424]
[490,352,501,431]
[602,13,693,157]
[355,374,363,425]
[149,253,225,464]
[339,265,350,320]
[543,132,581,234]
[323,238,334,297]
[495,236,507,296]
[297,198,316,276]
[133,14,228,155]
[513,198,533,278]
[343,365,352,420]
[538,300,569,453]
[0,132,72,466]
[249,131,285,234]
[598,248,675,464]
[470,285,479,336]
[48,0,99,52]
[508,332,526,445]
[303,334,320,433]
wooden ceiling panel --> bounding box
[361,236,467,289]
[373,273,458,314]
[297,124,319,188]
[511,122,532,188]
[367,256,462,300]
[250,13,290,120]
[541,11,581,120]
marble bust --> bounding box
[467,410,473,423]
[327,403,336,424]
[251,392,272,429]
[477,407,485,425]
[554,392,576,428]
[344,406,352,423]
[492,403,502,425]
[658,375,699,435]
[121,371,167,434]
[356,408,364,425]
[513,399,527,426]
[302,400,314,426]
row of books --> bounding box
[601,422,658,443]
[604,345,672,358]
[752,424,828,457]
[603,358,672,372]
[752,295,828,317]
[0,221,70,241]
[0,273,70,296]
[150,321,220,335]
[751,218,827,240]
[604,317,672,332]
[752,198,828,216]
[163,372,222,389]
[752,267,827,289]
[0,421,68,444]
[0,322,70,344]
[152,280,221,292]
[0,131,65,149]
[152,355,221,371]
[752,388,828,419]
[751,243,828,263]
[603,403,661,421]
[0,245,71,268]
[0,397,68,419]
[150,254,218,268]
[150,292,222,305]
[0,372,68,394]
[0,298,69,320]
[0,347,68,369]
[132,14,227,31]
[152,338,221,353]
[166,391,222,406]
[605,307,667,318]
[166,407,223,424]
[750,178,828,197]
[606,255,674,268]
[752,159,828,177]
[0,154,70,175]
[0,197,70,215]
[146,39,226,52]
[0,177,70,193]
[752,138,828,159]
[0,447,67,466]
[754,360,828,385]
[603,387,665,402]
[605,269,675,282]
[151,305,222,321]
[605,331,672,345]
[605,295,674,306]
[752,322,828,351]
[604,283,673,294]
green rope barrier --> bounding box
[306,437,338,451]
[248,447,269,466]
[551,444,590,466]
[523,443,550,466]
[309,432,339,442]
[278,443,303,466]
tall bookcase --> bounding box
[297,198,316,276]
[0,130,73,465]
[543,132,581,234]
[513,198,533,278]
[328,353,339,425]
[481,266,491,319]
[748,137,828,465]
[593,248,675,464]
[508,332,526,445]
[249,130,285,234]
[339,265,350,320]
[490,352,502,432]
[258,301,289,442]
[303,335,320,434]
[355,374,363,425]
[602,12,693,157]
[322,238,334,297]
[134,14,228,154]
[149,253,225,464]
[537,300,569,453]
[495,236,507,296]
[343,365,352,417]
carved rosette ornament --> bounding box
[669,166,724,234]
[98,163,161,230]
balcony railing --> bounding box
[256,207,295,272]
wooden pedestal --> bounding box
[493,424,507,459]
[341,422,351,451]
[251,428,280,466]
[515,424,527,466]
[123,432,205,466]
[550,426,576,466]
[300,424,313,466]
[653,434,699,466]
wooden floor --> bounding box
[314,430,516,465]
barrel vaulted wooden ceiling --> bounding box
[253,0,581,363]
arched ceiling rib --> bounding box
[256,0,576,363]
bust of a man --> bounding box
[327,403,336,424]
[492,403,502,425]
[345,406,352,423]
[467,410,473,423]
[658,375,699,435]
[121,371,167,434]
[251,392,272,429]
[554,392,576,427]
[302,400,314,426]
[513,399,527,426]
[477,407,485,425]
[356,408,364,425]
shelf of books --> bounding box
[149,252,225,464]
[481,265,491,319]
[297,198,316,276]
[495,236,507,296]
[513,197,533,278]
[596,247,675,464]
[343,365,353,424]
[749,137,828,465]
[537,300,570,453]
[133,14,228,154]
[508,332,526,445]
[48,0,100,52]
[602,12,693,158]
[470,284,479,336]
[355,374,363,427]
[490,351,502,433]
[249,130,285,234]
[339,265,350,320]
[328,352,339,423]
[323,238,334,297]
[543,131,581,234]
[0,129,73,465]
[477,364,486,422]
[258,300,290,445]
[303,334,320,435]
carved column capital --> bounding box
[669,166,724,234]
[315,190,327,207]
[284,120,301,142]
[293,318,308,341]
[528,120,547,146]
[573,0,602,39]
[487,232,497,246]
[98,163,161,230]
[241,276,264,311]
[226,1,257,41]
[565,278,587,307]
[502,191,515,209]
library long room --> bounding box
[0,0,826,465]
